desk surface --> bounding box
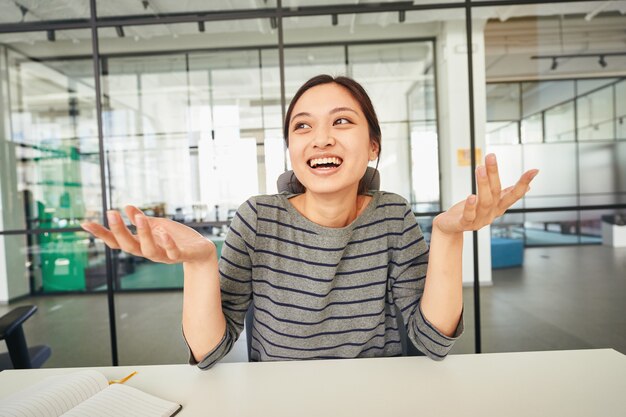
[1,349,624,417]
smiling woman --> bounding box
[285,75,382,199]
[81,74,538,368]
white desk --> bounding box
[1,349,624,417]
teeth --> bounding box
[309,157,342,167]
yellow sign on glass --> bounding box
[457,149,482,166]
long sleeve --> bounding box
[192,199,257,369]
[389,202,464,360]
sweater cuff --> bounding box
[182,326,230,369]
[413,304,464,360]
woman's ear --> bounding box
[369,141,380,161]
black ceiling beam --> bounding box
[532,52,626,59]
[0,0,598,34]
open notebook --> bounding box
[0,370,182,417]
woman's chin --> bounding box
[294,167,365,196]
[300,180,360,196]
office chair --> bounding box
[245,301,255,361]
[244,167,421,360]
[394,306,425,357]
[0,305,51,370]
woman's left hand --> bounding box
[433,153,539,235]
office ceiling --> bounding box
[1,1,625,44]
[1,1,624,93]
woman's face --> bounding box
[287,83,378,197]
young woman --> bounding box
[81,75,538,369]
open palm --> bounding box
[81,206,215,264]
[434,153,539,235]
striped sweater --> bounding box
[191,191,463,369]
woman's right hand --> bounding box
[80,205,215,265]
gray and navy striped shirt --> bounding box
[192,191,463,369]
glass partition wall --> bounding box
[0,1,624,367]
[487,78,626,246]
[480,2,626,354]
[0,28,111,367]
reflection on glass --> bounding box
[113,253,183,291]
[96,0,276,17]
[0,33,101,234]
[490,78,625,147]
[29,231,98,293]
[521,113,542,144]
[283,46,346,99]
[486,83,519,121]
[115,290,188,365]
[264,134,286,195]
[577,86,614,141]
[617,80,626,140]
[545,102,574,143]
[521,81,575,119]
[579,142,626,197]
[22,231,112,366]
[351,42,430,123]
[0,1,90,23]
[491,212,525,239]
[100,35,280,231]
[379,122,411,198]
[577,78,618,96]
[523,143,578,205]
[410,122,440,212]
[351,42,438,207]
[284,0,460,6]
[522,211,604,246]
[486,121,518,145]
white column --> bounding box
[436,20,492,286]
[0,46,29,303]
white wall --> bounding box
[437,19,493,286]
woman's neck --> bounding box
[290,189,371,228]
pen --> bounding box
[108,371,138,385]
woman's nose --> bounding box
[312,125,335,148]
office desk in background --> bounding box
[0,349,624,417]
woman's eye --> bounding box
[333,118,351,125]
[294,122,311,131]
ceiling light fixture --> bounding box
[16,3,28,21]
[550,57,558,70]
[115,26,125,37]
[399,10,406,23]
[47,30,55,42]
[198,21,205,32]
[332,14,338,26]
[269,17,277,29]
[531,52,626,70]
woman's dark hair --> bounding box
[283,75,382,195]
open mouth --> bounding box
[308,156,343,169]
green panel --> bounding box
[40,230,88,292]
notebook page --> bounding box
[60,384,181,417]
[0,370,108,417]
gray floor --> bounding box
[1,245,624,368]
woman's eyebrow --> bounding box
[330,106,358,115]
[290,107,358,123]
[290,111,312,122]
